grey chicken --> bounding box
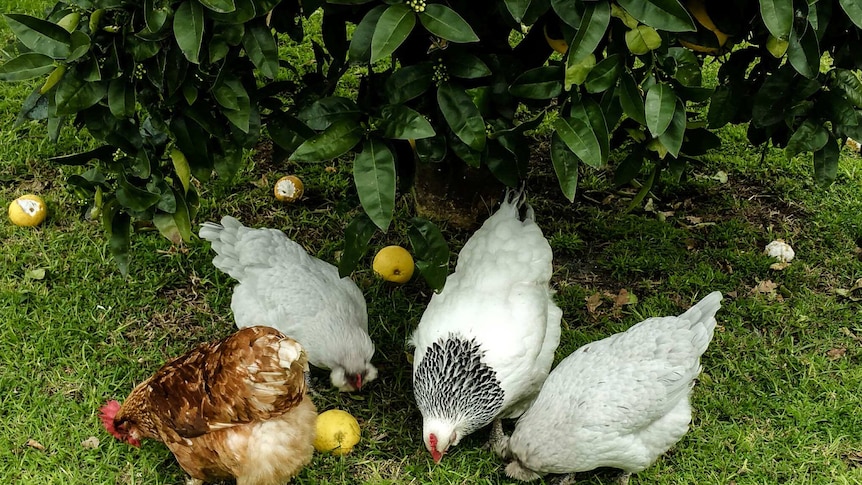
[199,216,377,392]
[498,291,723,484]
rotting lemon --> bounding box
[274,175,304,202]
[8,195,47,227]
[313,409,361,455]
[372,245,415,284]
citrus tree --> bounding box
[2,0,861,284]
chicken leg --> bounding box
[487,418,510,458]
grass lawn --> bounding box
[2,2,862,484]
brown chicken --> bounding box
[99,326,317,485]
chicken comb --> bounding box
[99,400,121,438]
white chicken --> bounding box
[410,189,562,463]
[199,216,377,392]
[499,291,723,484]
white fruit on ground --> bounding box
[765,239,795,263]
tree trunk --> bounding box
[413,160,504,230]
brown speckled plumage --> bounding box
[109,326,317,485]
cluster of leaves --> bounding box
[2,0,862,283]
[0,0,306,274]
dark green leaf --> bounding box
[752,65,796,127]
[297,97,360,130]
[14,91,49,126]
[614,147,645,186]
[108,79,135,118]
[551,0,582,27]
[554,114,602,169]
[378,104,436,140]
[566,1,610,64]
[339,213,377,278]
[786,119,829,159]
[616,0,695,32]
[759,0,794,39]
[408,218,449,292]
[450,136,482,168]
[348,5,387,63]
[437,82,486,151]
[198,0,236,13]
[585,54,621,94]
[813,136,839,186]
[619,71,646,125]
[645,83,678,137]
[217,79,251,132]
[444,51,491,79]
[67,31,91,63]
[49,146,116,165]
[55,73,106,115]
[108,209,131,276]
[243,22,279,79]
[116,178,161,212]
[680,127,721,156]
[385,63,434,104]
[486,138,523,187]
[213,142,244,180]
[839,0,862,28]
[657,99,686,157]
[144,0,169,32]
[707,85,736,129]
[268,114,314,153]
[4,14,71,59]
[488,110,546,139]
[353,139,396,231]
[550,131,578,201]
[830,69,862,108]
[290,118,362,161]
[174,1,204,64]
[504,0,531,22]
[371,4,416,63]
[509,66,563,99]
[418,4,479,43]
[787,22,820,79]
[0,53,55,81]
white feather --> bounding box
[199,216,376,390]
[506,291,723,478]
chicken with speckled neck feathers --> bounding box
[497,291,723,484]
[410,189,562,463]
[199,216,377,392]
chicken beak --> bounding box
[431,449,443,463]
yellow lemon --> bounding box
[274,175,304,202]
[543,24,568,55]
[372,245,415,284]
[8,195,47,227]
[313,409,361,455]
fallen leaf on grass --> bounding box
[81,436,100,449]
[834,278,862,301]
[751,280,778,294]
[25,439,45,451]
[826,348,847,360]
[24,268,47,280]
[843,451,862,466]
[770,262,791,271]
[612,289,637,307]
[685,216,703,224]
[712,171,728,183]
[585,293,603,314]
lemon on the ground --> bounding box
[373,245,415,284]
[313,409,361,455]
[274,175,304,202]
[8,195,47,227]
